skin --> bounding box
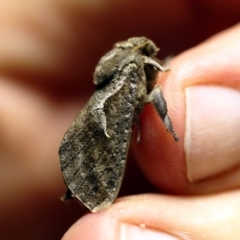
[0,1,240,239]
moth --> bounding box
[59,37,178,212]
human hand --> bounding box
[0,1,239,239]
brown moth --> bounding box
[59,37,178,212]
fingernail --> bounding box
[185,85,240,182]
[120,223,178,240]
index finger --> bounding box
[132,23,240,194]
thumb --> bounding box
[62,191,240,240]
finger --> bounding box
[132,23,240,194]
[62,190,240,240]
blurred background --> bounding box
[0,0,239,239]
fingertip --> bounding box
[62,211,118,240]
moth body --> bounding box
[59,37,178,212]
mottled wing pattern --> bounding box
[59,64,139,212]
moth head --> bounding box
[115,37,159,57]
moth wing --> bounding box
[59,68,139,212]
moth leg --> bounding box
[143,56,170,72]
[133,112,141,143]
[161,55,172,72]
[61,188,73,201]
[91,79,126,138]
[93,107,110,138]
[136,120,141,143]
[147,85,179,142]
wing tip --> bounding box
[90,200,113,213]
